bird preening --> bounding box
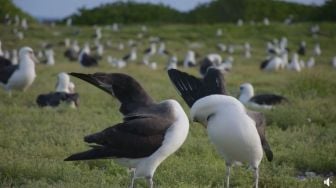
[167,68,273,188]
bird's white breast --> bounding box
[206,100,263,167]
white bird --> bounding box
[314,43,321,56]
[21,18,28,30]
[238,83,287,109]
[44,49,55,66]
[227,45,235,54]
[122,47,137,62]
[260,56,282,71]
[112,23,119,32]
[11,49,18,65]
[168,68,273,188]
[216,29,223,36]
[0,40,4,57]
[217,43,227,52]
[94,27,102,40]
[263,17,270,25]
[183,50,196,68]
[149,62,157,70]
[207,53,222,65]
[287,53,301,72]
[237,19,244,26]
[36,72,79,108]
[66,18,72,27]
[65,72,189,188]
[244,42,251,58]
[306,57,315,68]
[0,47,38,95]
[166,56,178,70]
[332,56,336,68]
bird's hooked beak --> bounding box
[30,52,39,64]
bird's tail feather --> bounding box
[64,147,112,161]
[262,141,273,162]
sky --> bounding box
[12,0,326,20]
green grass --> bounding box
[0,22,335,187]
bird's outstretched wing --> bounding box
[69,72,154,115]
[167,68,227,107]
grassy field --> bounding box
[0,22,335,188]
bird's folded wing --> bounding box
[65,116,172,160]
[0,65,18,84]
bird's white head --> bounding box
[190,95,243,127]
[239,83,254,103]
[56,72,71,93]
[19,46,39,64]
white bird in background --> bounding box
[238,83,288,109]
[36,72,79,108]
[244,42,251,58]
[66,18,72,27]
[237,19,244,26]
[183,50,196,68]
[149,62,157,70]
[263,17,270,25]
[0,47,38,95]
[217,43,227,52]
[21,18,28,30]
[306,57,315,68]
[123,47,137,62]
[332,56,336,68]
[94,27,102,40]
[112,23,119,32]
[299,59,305,69]
[314,43,321,56]
[44,48,55,66]
[118,42,125,50]
[0,40,4,56]
[11,49,18,65]
[287,53,301,72]
[207,53,222,65]
[64,38,70,48]
[260,55,282,71]
[227,44,235,54]
[216,29,223,36]
[166,56,178,70]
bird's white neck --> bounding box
[19,55,35,71]
[135,100,189,178]
[239,87,254,104]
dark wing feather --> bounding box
[168,69,204,107]
[65,116,172,160]
[0,65,18,84]
[69,72,154,115]
[250,94,287,105]
[81,53,98,67]
[0,56,12,68]
[122,53,131,61]
[203,68,227,95]
[246,110,273,161]
[167,68,226,107]
[36,92,79,107]
[199,58,215,76]
[260,59,269,69]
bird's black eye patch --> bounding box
[207,113,215,122]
